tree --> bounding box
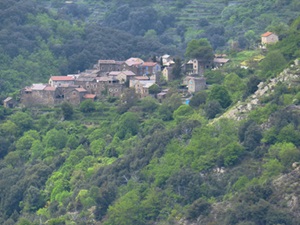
[218,142,245,166]
[116,112,140,139]
[186,198,211,220]
[148,84,160,95]
[43,129,68,150]
[61,102,73,120]
[172,57,182,79]
[259,50,287,79]
[224,72,246,101]
[118,88,138,114]
[277,124,300,147]
[243,75,261,99]
[209,85,232,108]
[244,30,257,49]
[173,104,194,123]
[243,123,263,151]
[9,111,33,132]
[189,91,207,108]
[204,70,224,84]
[104,190,144,225]
[185,38,214,61]
[204,100,222,119]
[80,99,95,113]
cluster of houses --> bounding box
[19,57,160,107]
[8,53,228,108]
[5,30,278,108]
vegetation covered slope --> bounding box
[1,14,300,225]
[1,1,300,224]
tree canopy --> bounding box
[185,38,214,61]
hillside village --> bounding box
[1,0,299,223]
[6,54,229,108]
[3,31,278,108]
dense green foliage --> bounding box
[1,0,300,224]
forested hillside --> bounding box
[1,0,300,225]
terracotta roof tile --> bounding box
[142,62,157,67]
[50,76,75,81]
[84,94,96,99]
[44,86,56,91]
[261,31,273,37]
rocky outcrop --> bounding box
[219,60,300,121]
[272,166,300,218]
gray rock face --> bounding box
[273,167,300,218]
[218,60,300,121]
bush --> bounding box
[189,91,207,108]
[80,99,96,113]
[186,198,211,220]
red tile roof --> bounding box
[44,86,56,91]
[261,31,273,37]
[84,94,96,99]
[142,62,157,67]
[50,76,75,81]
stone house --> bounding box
[186,59,212,76]
[115,70,136,84]
[21,84,56,107]
[21,82,89,107]
[157,88,169,102]
[65,87,88,105]
[261,32,278,45]
[49,76,75,87]
[138,62,161,76]
[95,60,123,73]
[95,76,123,97]
[122,57,144,75]
[160,54,175,67]
[129,76,150,88]
[213,57,230,68]
[183,76,206,93]
[74,77,98,94]
[133,80,156,98]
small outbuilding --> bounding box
[3,97,17,108]
[261,32,278,45]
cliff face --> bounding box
[220,59,300,121]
